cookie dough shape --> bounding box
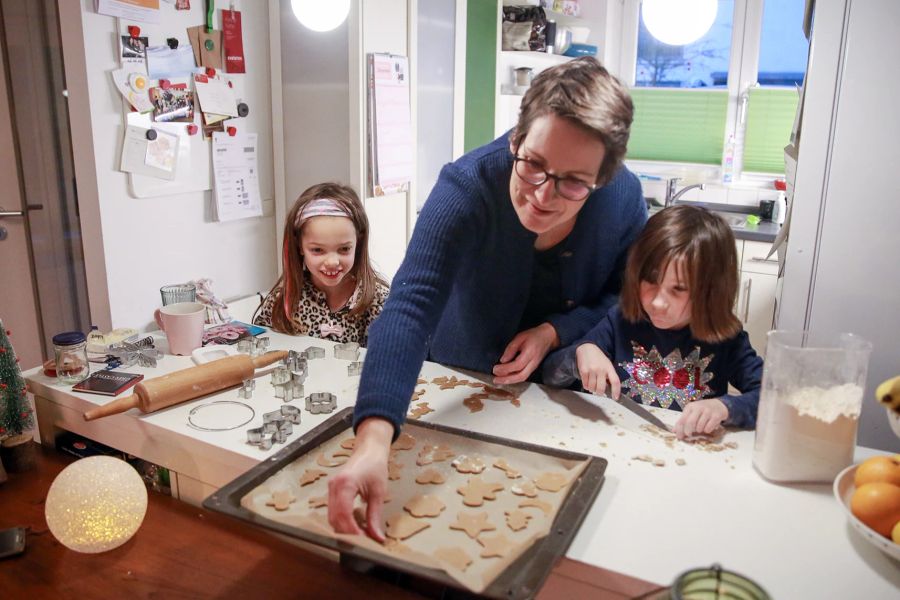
[316,452,349,468]
[308,494,328,509]
[409,402,434,419]
[448,511,496,539]
[340,437,356,450]
[388,461,403,481]
[519,498,553,516]
[452,455,486,474]
[510,481,538,498]
[505,509,532,532]
[434,546,474,572]
[457,477,504,507]
[463,396,485,413]
[415,468,445,485]
[266,489,296,511]
[385,513,430,541]
[493,458,522,479]
[417,444,455,466]
[299,469,327,486]
[534,471,568,492]
[392,432,416,451]
[403,494,446,518]
[478,533,515,558]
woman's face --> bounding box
[300,216,357,292]
[509,113,606,237]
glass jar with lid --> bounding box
[52,331,90,385]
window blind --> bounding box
[742,88,799,173]
[627,88,728,164]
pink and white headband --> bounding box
[295,198,351,228]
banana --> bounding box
[875,375,900,413]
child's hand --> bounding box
[575,343,621,399]
[674,398,729,440]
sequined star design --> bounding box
[619,342,714,409]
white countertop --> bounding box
[24,331,900,598]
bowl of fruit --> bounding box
[833,454,900,561]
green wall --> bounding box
[464,0,497,152]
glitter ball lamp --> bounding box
[45,456,148,553]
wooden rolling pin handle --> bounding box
[252,350,289,368]
[83,394,140,421]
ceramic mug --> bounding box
[154,302,205,355]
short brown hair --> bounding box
[620,205,741,343]
[255,182,387,334]
[510,57,633,186]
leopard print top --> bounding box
[253,279,389,347]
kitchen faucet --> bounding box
[665,178,706,207]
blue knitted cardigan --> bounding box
[354,132,647,434]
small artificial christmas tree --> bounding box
[0,320,36,473]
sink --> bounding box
[647,205,751,229]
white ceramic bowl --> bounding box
[833,463,900,561]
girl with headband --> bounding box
[254,182,389,345]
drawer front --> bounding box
[741,240,779,275]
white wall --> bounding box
[71,0,276,330]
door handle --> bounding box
[742,278,753,323]
[0,203,42,218]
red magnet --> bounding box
[128,25,141,38]
[227,126,237,137]
[227,81,233,88]
[187,124,198,135]
[774,179,786,191]
[206,67,216,77]
[159,79,171,90]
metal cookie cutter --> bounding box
[238,378,255,399]
[274,383,296,402]
[271,366,291,386]
[301,346,325,360]
[347,361,364,377]
[255,336,271,352]
[279,404,302,424]
[237,339,253,355]
[306,392,337,414]
[334,342,360,361]
[246,427,275,450]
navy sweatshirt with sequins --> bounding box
[542,305,764,428]
[352,133,647,436]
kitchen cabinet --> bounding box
[737,240,778,357]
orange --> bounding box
[850,482,900,537]
[855,455,900,487]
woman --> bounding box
[329,57,646,539]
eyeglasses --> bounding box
[512,156,598,202]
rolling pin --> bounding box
[83,350,288,421]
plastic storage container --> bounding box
[753,331,872,483]
[52,331,90,385]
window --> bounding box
[621,0,809,178]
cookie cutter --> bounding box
[274,383,299,402]
[256,336,271,352]
[271,366,291,386]
[237,378,256,399]
[347,361,364,377]
[334,342,360,361]
[188,400,256,432]
[237,339,253,354]
[301,346,325,360]
[305,392,337,414]
[246,426,275,450]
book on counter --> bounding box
[72,370,144,396]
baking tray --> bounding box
[203,408,607,599]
